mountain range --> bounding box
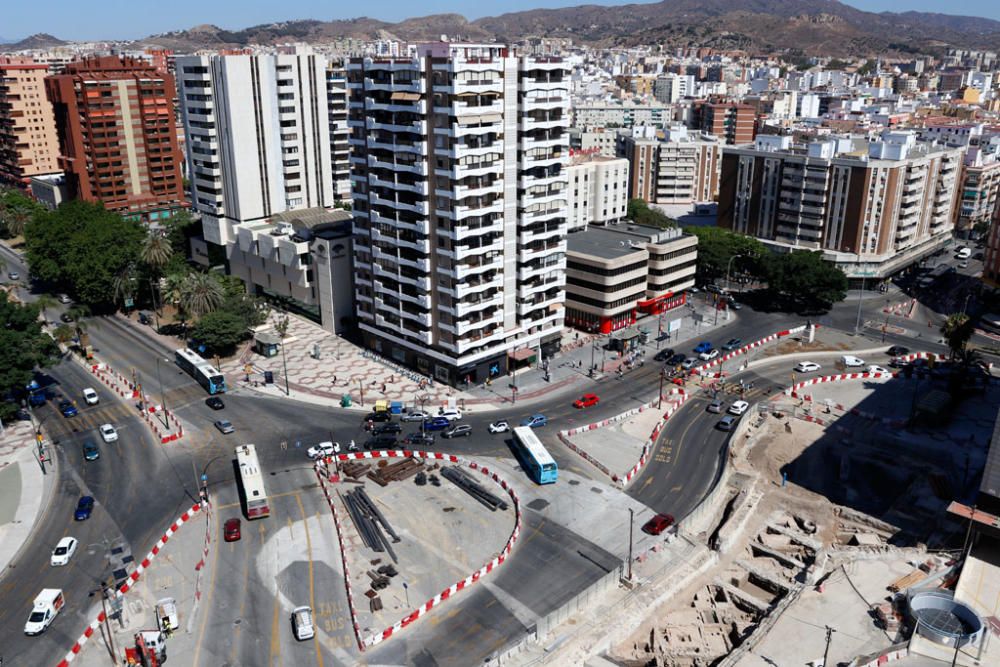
[5,1,1000,56]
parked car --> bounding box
[488,420,510,434]
[794,361,821,373]
[641,513,675,536]
[728,400,749,416]
[681,357,699,370]
[402,432,435,446]
[99,424,118,443]
[365,434,398,449]
[59,400,78,418]
[423,417,451,431]
[699,349,720,361]
[726,296,742,311]
[841,355,865,368]
[716,415,738,432]
[58,294,72,304]
[721,338,742,352]
[442,424,472,439]
[520,413,548,428]
[401,410,430,422]
[653,348,675,362]
[364,411,392,424]
[82,387,99,405]
[887,346,910,357]
[373,422,402,435]
[59,312,75,323]
[867,365,891,375]
[707,399,725,414]
[74,496,95,521]
[958,260,970,269]
[224,517,242,542]
[50,537,78,566]
[214,419,235,435]
[7,271,19,280]
[292,606,315,641]
[306,441,339,460]
[573,393,600,409]
[693,341,713,355]
[205,396,225,410]
[705,284,727,295]
[82,440,100,462]
[666,353,686,366]
[438,407,463,421]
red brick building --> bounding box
[45,56,186,222]
[699,102,755,145]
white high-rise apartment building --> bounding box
[348,43,570,385]
[327,61,351,200]
[176,52,343,249]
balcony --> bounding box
[455,292,503,318]
[366,97,426,115]
[454,255,504,280]
[370,174,427,195]
[449,199,504,221]
[370,192,429,216]
[364,77,425,94]
[369,137,427,155]
[452,238,504,261]
[365,116,426,134]
[518,275,565,298]
[368,154,428,176]
[518,256,566,281]
[448,100,504,117]
[518,239,567,262]
[520,223,565,244]
[450,218,505,241]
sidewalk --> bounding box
[0,419,54,580]
[220,299,737,413]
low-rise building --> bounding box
[566,153,629,231]
[565,224,697,334]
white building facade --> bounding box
[566,154,629,230]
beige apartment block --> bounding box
[0,56,60,185]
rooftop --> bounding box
[568,224,687,260]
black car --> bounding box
[365,434,398,449]
[60,312,75,323]
[653,348,675,362]
[442,424,472,439]
[373,422,402,435]
[364,411,392,424]
[887,346,910,357]
[666,353,686,366]
[205,396,225,410]
[402,432,435,446]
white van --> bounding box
[840,355,865,368]
[24,588,65,635]
[292,606,314,640]
[956,247,972,260]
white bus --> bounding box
[235,444,270,519]
[511,426,558,484]
[175,348,227,395]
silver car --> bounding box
[214,419,235,435]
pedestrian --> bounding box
[382,383,386,393]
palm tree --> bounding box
[112,265,138,309]
[179,271,224,319]
[53,324,75,344]
[35,294,58,324]
[140,233,173,271]
[940,313,975,360]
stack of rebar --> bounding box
[367,458,424,486]
[341,461,370,479]
[340,487,401,563]
[441,466,509,512]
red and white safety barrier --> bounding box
[784,371,896,401]
[694,324,813,376]
[315,450,521,651]
[57,500,206,667]
[87,360,184,443]
[882,299,916,318]
[622,388,690,485]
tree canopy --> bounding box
[941,313,975,359]
[683,226,768,285]
[0,188,45,239]
[627,199,677,230]
[24,201,145,309]
[0,292,60,421]
[189,310,248,355]
[764,250,848,313]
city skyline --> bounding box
[2,0,1000,42]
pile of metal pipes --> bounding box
[341,487,401,563]
[441,466,509,512]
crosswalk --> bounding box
[41,400,141,441]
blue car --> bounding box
[423,416,451,431]
[693,341,713,355]
[520,413,548,428]
[59,400,78,418]
[74,496,95,521]
[82,440,100,462]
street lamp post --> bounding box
[154,357,169,428]
[854,253,867,335]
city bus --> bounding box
[235,444,270,519]
[916,264,955,289]
[174,348,227,395]
[511,426,558,484]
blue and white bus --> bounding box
[175,348,227,395]
[511,426,558,484]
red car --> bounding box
[224,517,242,542]
[573,393,600,409]
[642,513,675,536]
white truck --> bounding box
[24,588,65,635]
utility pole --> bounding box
[155,357,168,428]
[822,625,835,667]
[627,508,634,581]
[961,504,977,561]
[658,370,665,409]
[854,254,867,335]
[590,340,596,377]
[99,585,118,665]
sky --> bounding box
[3,0,1000,42]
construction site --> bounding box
[609,364,1000,667]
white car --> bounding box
[488,420,510,434]
[728,400,749,416]
[58,294,72,304]
[439,408,462,422]
[306,441,340,460]
[292,605,315,641]
[699,349,720,361]
[841,355,865,368]
[400,411,430,422]
[99,424,118,443]
[82,388,99,405]
[867,365,891,375]
[50,537,78,566]
[794,361,821,373]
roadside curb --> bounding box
[314,450,521,652]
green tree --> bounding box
[764,250,848,312]
[24,201,145,309]
[141,233,174,272]
[941,312,975,359]
[0,188,44,239]
[189,310,248,355]
[34,294,58,324]
[178,271,224,319]
[626,198,677,230]
[684,226,768,285]
[0,292,60,421]
[52,324,76,344]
